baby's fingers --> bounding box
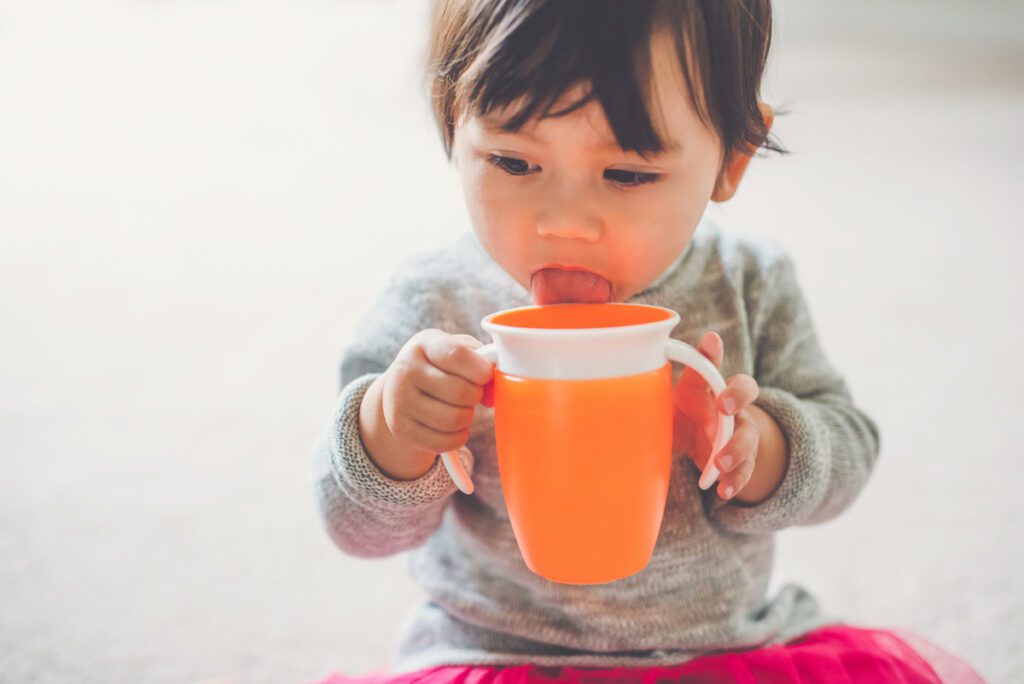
[717,374,759,416]
[421,332,493,387]
[712,412,760,499]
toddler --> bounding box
[311,1,984,682]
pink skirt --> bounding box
[312,625,985,684]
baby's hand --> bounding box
[381,330,494,457]
[672,331,761,500]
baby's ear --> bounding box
[711,103,775,202]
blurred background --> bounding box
[1,0,1021,682]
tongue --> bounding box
[531,268,613,305]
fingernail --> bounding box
[722,397,736,415]
[717,454,733,471]
[723,485,735,499]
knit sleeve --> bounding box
[705,252,881,534]
[310,256,473,558]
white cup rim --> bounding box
[481,302,681,337]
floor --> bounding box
[1,1,1021,682]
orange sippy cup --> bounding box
[441,303,733,585]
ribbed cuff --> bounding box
[706,385,830,534]
[331,373,475,510]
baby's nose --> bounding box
[535,198,603,242]
[535,174,606,241]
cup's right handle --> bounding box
[664,339,735,491]
[440,343,498,495]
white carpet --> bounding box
[1,1,1021,682]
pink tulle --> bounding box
[312,625,985,684]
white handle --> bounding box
[664,339,734,491]
[441,343,498,495]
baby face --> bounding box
[451,32,727,305]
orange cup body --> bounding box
[493,363,673,584]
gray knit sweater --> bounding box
[311,219,880,673]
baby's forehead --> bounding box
[470,78,697,155]
[476,85,614,135]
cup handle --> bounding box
[441,343,498,495]
[664,339,735,491]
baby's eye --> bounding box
[604,169,663,187]
[488,154,540,176]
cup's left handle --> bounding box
[664,339,735,491]
[441,343,498,495]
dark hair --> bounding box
[427,0,784,162]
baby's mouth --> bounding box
[530,268,614,305]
